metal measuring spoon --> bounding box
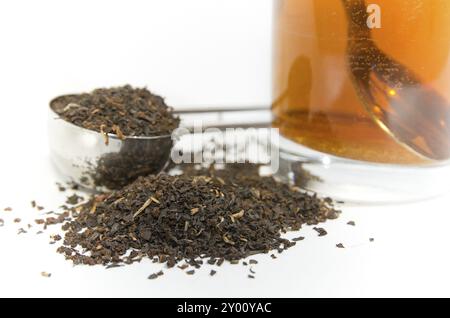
[49,95,174,191]
[49,95,270,192]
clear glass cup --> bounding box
[272,0,450,203]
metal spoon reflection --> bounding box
[342,0,450,161]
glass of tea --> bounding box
[272,0,450,202]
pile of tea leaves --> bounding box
[57,164,340,268]
[50,85,179,137]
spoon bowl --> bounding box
[48,95,174,192]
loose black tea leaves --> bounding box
[56,183,66,192]
[3,207,12,212]
[50,85,181,190]
[347,221,356,226]
[148,271,163,280]
[313,227,328,237]
[336,243,345,248]
[207,258,216,265]
[105,264,123,270]
[50,234,62,241]
[51,85,179,138]
[17,228,27,235]
[55,163,340,277]
[31,201,45,211]
[66,194,84,206]
[148,273,159,280]
[89,134,174,190]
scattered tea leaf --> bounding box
[50,234,62,241]
[217,258,225,267]
[41,272,51,278]
[112,124,125,140]
[231,209,245,221]
[148,273,158,280]
[17,228,27,234]
[66,194,83,206]
[190,207,200,215]
[133,197,153,218]
[99,124,109,146]
[178,264,189,270]
[313,227,328,237]
[56,183,66,192]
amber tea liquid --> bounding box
[272,0,450,164]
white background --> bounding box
[0,0,450,298]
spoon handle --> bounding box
[174,105,269,114]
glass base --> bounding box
[274,135,450,204]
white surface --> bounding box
[1,165,450,298]
[1,0,450,298]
